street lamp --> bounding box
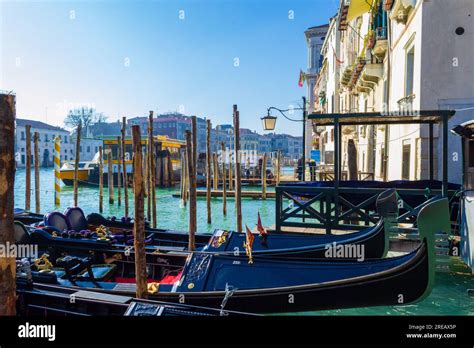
[262,96,307,181]
[261,112,277,131]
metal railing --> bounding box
[275,185,459,233]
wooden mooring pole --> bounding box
[221,142,227,216]
[0,93,17,315]
[213,153,219,190]
[25,124,31,211]
[121,117,129,217]
[262,152,267,200]
[99,146,104,213]
[229,160,233,191]
[117,136,122,206]
[107,144,114,204]
[185,130,196,251]
[131,125,148,299]
[34,132,40,214]
[144,146,150,221]
[148,111,157,228]
[233,105,242,232]
[206,120,212,224]
[73,124,81,207]
[276,150,281,185]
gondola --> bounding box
[16,277,256,316]
[16,198,449,314]
[14,208,44,225]
[20,188,396,259]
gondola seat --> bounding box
[14,221,31,244]
[44,212,71,233]
[64,207,88,231]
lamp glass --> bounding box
[261,115,277,131]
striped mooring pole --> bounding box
[53,136,61,206]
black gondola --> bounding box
[18,198,449,314]
[15,278,256,316]
[17,190,398,260]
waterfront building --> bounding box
[312,0,474,184]
[305,23,330,160]
[15,119,74,167]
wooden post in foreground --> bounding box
[107,144,114,204]
[73,124,82,207]
[34,132,40,214]
[185,130,196,251]
[99,146,104,213]
[121,117,129,217]
[221,142,227,216]
[131,125,148,299]
[206,120,212,224]
[117,137,122,206]
[233,105,242,232]
[262,153,267,200]
[148,111,157,228]
[25,124,31,211]
[144,147,150,221]
[0,93,17,315]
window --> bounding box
[405,46,415,97]
[45,134,49,142]
[21,154,25,164]
[87,146,91,153]
[21,148,24,152]
[402,142,411,180]
[64,136,68,143]
[21,131,25,140]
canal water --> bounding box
[14,168,474,315]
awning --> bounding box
[347,0,376,22]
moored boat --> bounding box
[22,188,396,259]
[15,198,449,314]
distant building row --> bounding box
[15,114,302,167]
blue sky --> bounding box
[1,0,337,136]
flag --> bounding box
[243,224,255,264]
[257,212,267,236]
[257,212,268,247]
[298,70,306,87]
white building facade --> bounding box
[15,119,75,168]
[313,0,474,184]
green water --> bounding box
[14,168,474,315]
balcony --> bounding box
[397,94,416,112]
[361,63,383,84]
[337,0,350,31]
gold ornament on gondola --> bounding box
[95,225,110,241]
[244,225,255,264]
[34,253,53,272]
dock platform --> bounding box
[172,190,275,199]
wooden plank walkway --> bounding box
[173,190,276,199]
